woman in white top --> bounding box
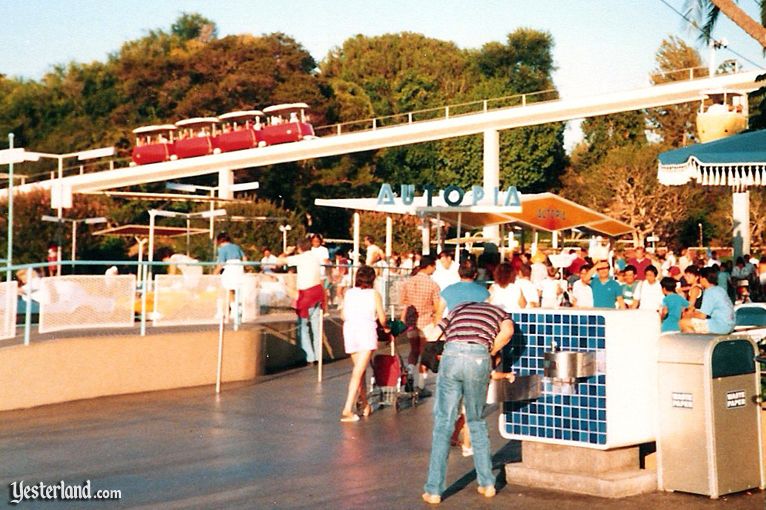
[488,262,527,312]
[340,265,387,422]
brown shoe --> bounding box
[477,485,496,498]
[421,493,441,504]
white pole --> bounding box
[385,216,393,259]
[71,220,77,262]
[233,286,240,331]
[352,212,360,267]
[216,300,225,394]
[317,309,324,383]
[56,157,63,275]
[456,212,462,264]
[148,211,156,281]
[732,190,751,259]
[436,213,442,254]
[483,129,500,242]
[136,237,144,285]
[421,217,430,255]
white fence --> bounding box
[152,274,227,326]
[38,275,136,333]
[0,281,17,340]
[1,264,406,341]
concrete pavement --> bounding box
[0,356,763,509]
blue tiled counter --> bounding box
[499,309,660,450]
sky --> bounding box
[2,0,766,148]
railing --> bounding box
[0,259,410,347]
[313,89,560,137]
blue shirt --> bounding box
[216,242,245,263]
[441,281,490,311]
[661,293,689,332]
[700,285,735,334]
[590,277,622,308]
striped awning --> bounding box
[658,129,766,187]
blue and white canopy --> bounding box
[658,129,766,187]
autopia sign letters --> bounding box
[376,183,521,207]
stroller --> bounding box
[368,320,419,411]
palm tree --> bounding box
[688,0,766,48]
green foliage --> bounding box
[357,212,423,255]
[1,16,569,260]
[580,111,647,165]
[647,36,705,148]
[171,12,218,41]
[0,190,117,265]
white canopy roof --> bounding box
[175,117,220,128]
[263,103,309,114]
[218,110,264,121]
[132,124,177,135]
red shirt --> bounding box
[627,257,652,280]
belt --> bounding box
[446,340,489,349]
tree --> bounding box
[647,36,706,148]
[560,144,704,244]
[579,111,647,166]
[171,12,218,42]
[687,0,766,48]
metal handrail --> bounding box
[313,88,560,137]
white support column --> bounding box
[421,217,431,255]
[552,230,559,250]
[385,216,393,259]
[352,212,360,267]
[483,129,500,242]
[732,190,750,259]
[218,168,234,200]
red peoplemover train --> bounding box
[130,103,315,165]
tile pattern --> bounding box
[503,312,607,445]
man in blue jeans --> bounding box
[422,301,515,504]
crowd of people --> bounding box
[333,239,759,504]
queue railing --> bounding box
[0,259,415,345]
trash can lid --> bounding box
[658,333,758,372]
[658,333,716,365]
[711,339,756,378]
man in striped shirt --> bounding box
[422,301,514,504]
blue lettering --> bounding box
[377,183,395,205]
[504,186,521,207]
[423,184,437,207]
[471,185,485,205]
[400,184,415,205]
[443,185,465,206]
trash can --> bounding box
[657,334,765,498]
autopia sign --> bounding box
[376,183,521,207]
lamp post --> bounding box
[278,224,292,253]
[41,215,108,269]
[698,222,704,248]
[24,146,114,270]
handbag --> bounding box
[421,339,445,373]
[421,320,448,373]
